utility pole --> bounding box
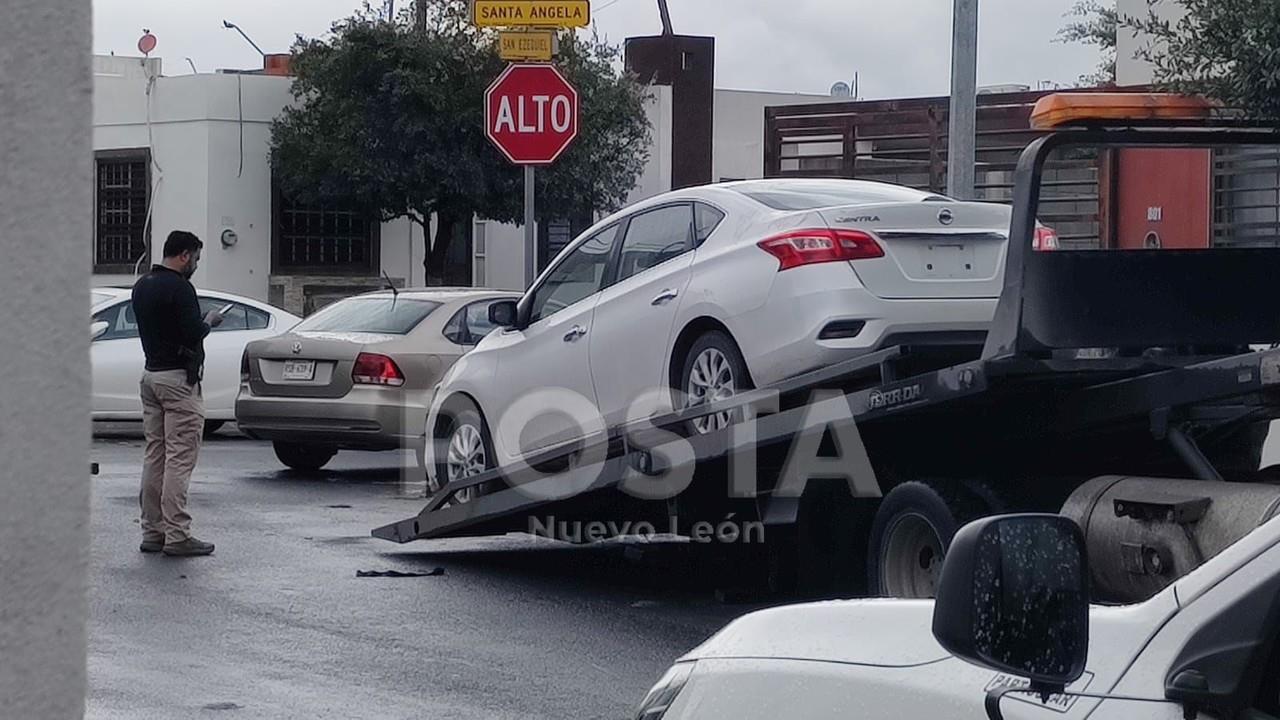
[946,0,978,200]
[657,0,674,35]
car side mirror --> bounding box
[932,514,1090,695]
[488,300,518,329]
[91,321,109,340]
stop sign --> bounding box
[485,64,579,165]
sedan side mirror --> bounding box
[91,321,109,340]
[488,300,518,329]
[931,514,1090,695]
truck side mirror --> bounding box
[931,514,1090,694]
[488,300,518,329]
[91,320,109,340]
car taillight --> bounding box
[1033,226,1061,251]
[757,228,884,271]
[352,352,405,387]
[240,351,250,382]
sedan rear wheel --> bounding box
[680,331,753,435]
[272,441,337,472]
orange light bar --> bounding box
[1030,93,1218,130]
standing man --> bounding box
[131,231,223,557]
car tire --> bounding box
[203,420,226,437]
[677,330,754,436]
[432,397,496,504]
[272,441,337,472]
[866,480,1004,599]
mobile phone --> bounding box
[217,303,235,315]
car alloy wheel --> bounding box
[445,422,487,504]
[686,347,737,434]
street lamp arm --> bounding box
[222,20,266,59]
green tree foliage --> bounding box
[1125,0,1280,118]
[271,1,651,283]
[1056,0,1118,86]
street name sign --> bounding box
[472,0,590,28]
[499,30,556,61]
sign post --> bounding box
[524,166,536,285]
[483,63,579,287]
[474,1,583,288]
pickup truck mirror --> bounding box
[91,320,109,340]
[488,300,518,329]
[931,514,1090,694]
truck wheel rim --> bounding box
[687,348,736,434]
[446,423,485,503]
[881,512,944,598]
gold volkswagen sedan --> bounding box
[236,288,520,471]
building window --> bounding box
[473,220,488,287]
[94,150,150,273]
[537,212,594,274]
[272,188,378,275]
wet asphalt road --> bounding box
[87,425,757,720]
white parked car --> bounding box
[91,287,300,432]
[426,178,1013,491]
[633,514,1280,720]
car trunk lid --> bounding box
[247,331,395,399]
[819,201,1011,299]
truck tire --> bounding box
[867,480,1003,598]
[677,331,754,436]
[433,397,496,504]
[273,441,337,472]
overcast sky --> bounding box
[93,0,1103,99]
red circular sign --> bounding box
[138,32,157,55]
[485,64,579,166]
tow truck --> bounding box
[374,93,1280,603]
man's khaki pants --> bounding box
[139,370,204,544]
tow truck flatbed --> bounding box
[373,97,1280,601]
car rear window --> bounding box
[729,180,950,211]
[292,298,441,335]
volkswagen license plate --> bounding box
[282,360,315,381]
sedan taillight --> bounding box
[1033,225,1061,251]
[352,352,405,387]
[240,351,250,383]
[758,228,884,271]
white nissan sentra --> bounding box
[425,178,1021,494]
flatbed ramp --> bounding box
[374,344,1280,543]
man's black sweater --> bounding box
[131,265,211,373]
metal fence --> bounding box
[764,90,1106,249]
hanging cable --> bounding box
[137,61,166,276]
[237,73,245,178]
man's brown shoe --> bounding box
[162,537,215,557]
[139,537,165,553]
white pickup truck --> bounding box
[633,514,1280,720]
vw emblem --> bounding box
[291,341,303,355]
[938,208,955,226]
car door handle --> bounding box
[651,289,679,306]
[563,325,587,342]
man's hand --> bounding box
[204,310,224,328]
